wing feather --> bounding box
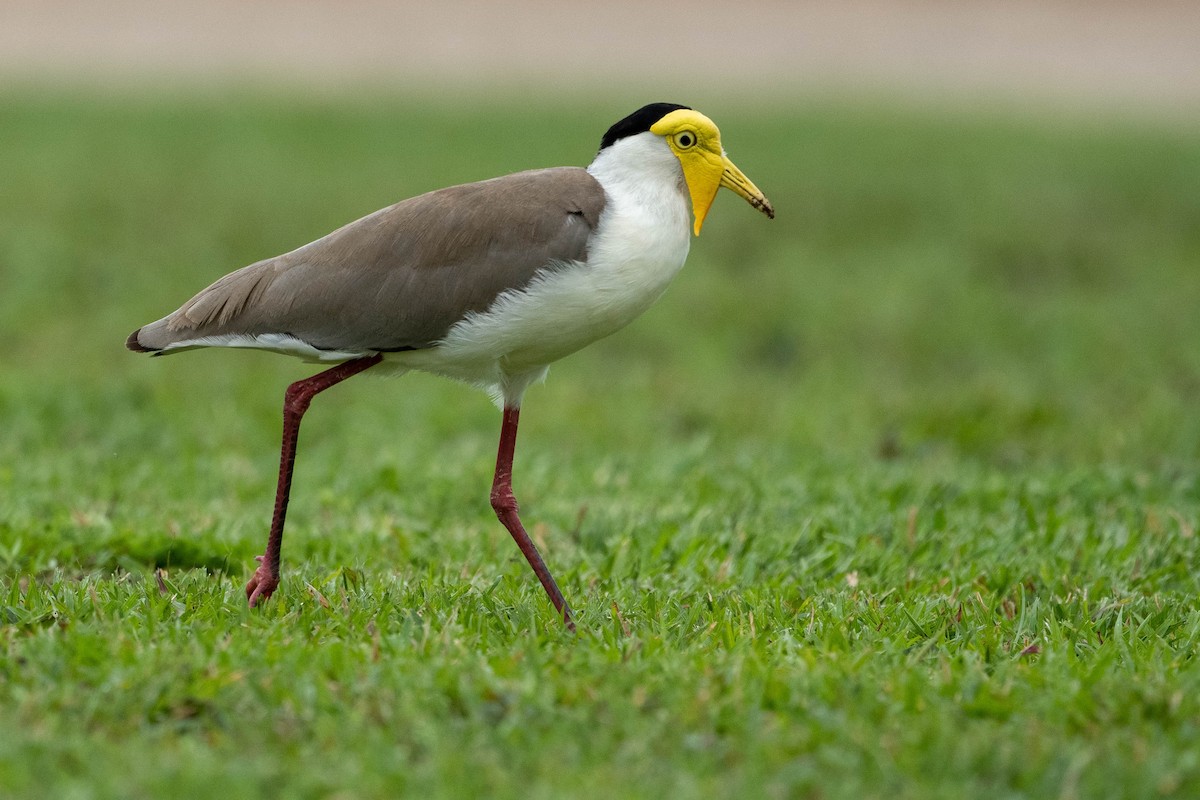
[130,167,607,353]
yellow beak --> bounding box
[681,152,775,236]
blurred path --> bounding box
[2,0,1198,113]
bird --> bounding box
[127,102,774,630]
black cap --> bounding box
[598,103,692,151]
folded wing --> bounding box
[129,167,607,354]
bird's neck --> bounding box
[586,135,691,230]
[583,134,693,298]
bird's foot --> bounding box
[245,555,279,607]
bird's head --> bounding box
[600,103,775,236]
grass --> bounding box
[2,87,1200,798]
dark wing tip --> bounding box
[126,328,155,353]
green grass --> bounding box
[2,88,1200,798]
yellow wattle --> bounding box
[650,109,727,237]
[678,149,726,236]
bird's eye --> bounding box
[675,131,696,149]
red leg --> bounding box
[246,353,383,606]
[490,406,576,631]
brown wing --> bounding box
[129,167,607,353]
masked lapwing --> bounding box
[127,103,774,630]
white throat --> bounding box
[587,132,690,225]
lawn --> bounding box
[2,88,1199,798]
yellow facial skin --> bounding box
[650,109,775,235]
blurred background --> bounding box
[3,0,1200,111]
[1,0,1199,543]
